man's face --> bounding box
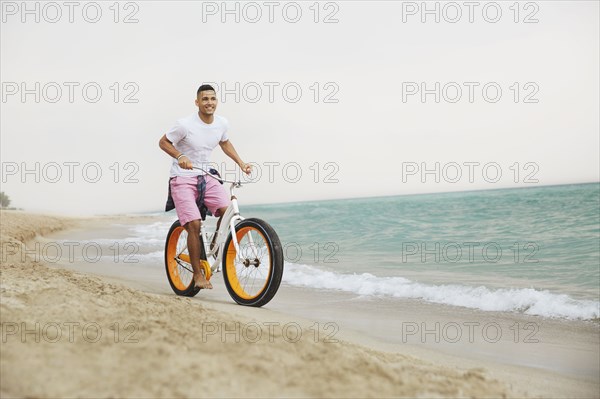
[195,90,217,116]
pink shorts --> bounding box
[170,176,230,226]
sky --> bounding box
[1,0,599,215]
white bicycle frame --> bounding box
[195,169,259,274]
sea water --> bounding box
[116,183,600,320]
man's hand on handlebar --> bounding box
[178,156,194,170]
[239,162,253,175]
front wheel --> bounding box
[222,218,284,307]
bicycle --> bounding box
[164,167,284,307]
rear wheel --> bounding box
[222,218,284,307]
[164,220,211,297]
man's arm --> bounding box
[219,140,252,174]
[159,134,193,170]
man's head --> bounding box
[195,84,217,117]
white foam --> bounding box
[128,221,174,243]
[99,250,164,263]
[283,263,600,320]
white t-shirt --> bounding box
[166,113,229,177]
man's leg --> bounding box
[170,176,213,290]
[185,219,213,289]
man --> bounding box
[159,84,252,289]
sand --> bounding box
[1,210,598,398]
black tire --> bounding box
[222,218,284,307]
[164,220,203,297]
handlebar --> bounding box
[192,166,250,187]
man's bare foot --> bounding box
[194,274,213,289]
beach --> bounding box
[3,1,599,396]
[1,210,599,398]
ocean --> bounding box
[114,183,600,320]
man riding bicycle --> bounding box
[159,84,252,289]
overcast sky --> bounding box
[1,1,598,215]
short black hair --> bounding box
[197,84,216,96]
